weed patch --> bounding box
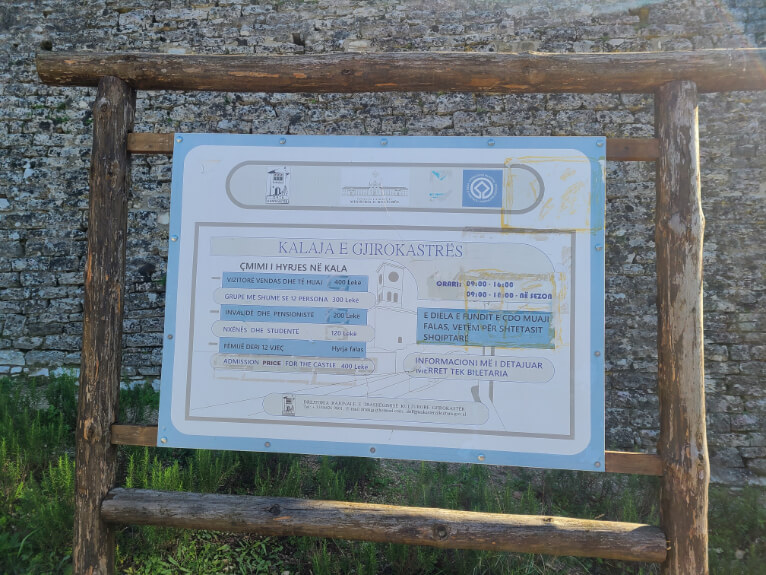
[0,374,763,574]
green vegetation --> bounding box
[709,485,766,574]
[1,373,763,574]
[1,374,77,574]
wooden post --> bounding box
[655,80,708,574]
[74,76,135,575]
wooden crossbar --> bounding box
[126,133,659,161]
[37,49,766,93]
[110,424,663,476]
[127,132,174,154]
[101,488,668,563]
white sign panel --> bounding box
[158,134,605,471]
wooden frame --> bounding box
[110,423,664,476]
[36,48,766,575]
[74,76,135,572]
[125,132,661,161]
[37,49,766,93]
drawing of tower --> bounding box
[376,262,404,308]
[367,261,415,391]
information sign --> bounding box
[158,135,605,471]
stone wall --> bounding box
[0,0,764,485]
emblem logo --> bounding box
[341,169,409,206]
[266,166,290,204]
[462,169,503,208]
[282,395,296,416]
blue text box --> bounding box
[223,272,368,292]
[221,305,366,325]
[417,308,554,348]
[219,338,366,358]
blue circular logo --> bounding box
[467,174,498,203]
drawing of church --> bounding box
[377,262,404,308]
[367,262,417,390]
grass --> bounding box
[0,373,764,574]
[0,374,77,574]
[709,486,766,574]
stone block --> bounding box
[741,447,766,459]
[731,413,762,432]
[710,466,750,486]
[125,332,164,348]
[746,458,766,477]
[744,397,766,411]
[0,350,25,366]
[0,273,20,288]
[24,350,65,367]
[435,93,475,114]
[43,334,82,351]
[710,446,745,468]
[712,395,746,413]
[1,314,25,336]
[707,412,731,433]
[14,336,42,350]
[706,344,728,362]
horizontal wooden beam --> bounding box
[606,137,659,161]
[127,133,658,161]
[127,132,174,154]
[110,424,662,476]
[111,424,156,447]
[606,450,662,476]
[37,49,766,94]
[102,488,667,562]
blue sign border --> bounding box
[159,134,605,472]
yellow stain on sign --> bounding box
[501,159,543,229]
[538,198,555,220]
[511,155,591,165]
[499,154,594,229]
[560,181,585,215]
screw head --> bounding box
[487,139,495,147]
[380,138,388,146]
[594,461,602,468]
[370,447,376,454]
[279,137,286,145]
[167,334,173,340]
[594,351,601,357]
[175,137,183,143]
[477,454,486,462]
[596,141,604,147]
[264,441,271,448]
[160,437,167,444]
